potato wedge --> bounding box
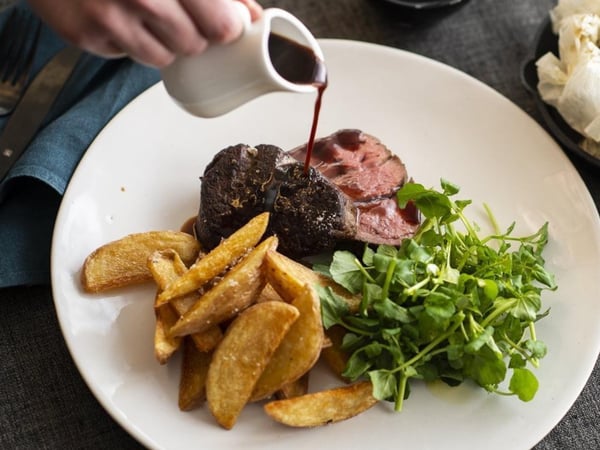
[256,283,284,303]
[148,249,223,352]
[179,338,212,411]
[188,324,223,353]
[263,250,310,302]
[264,250,361,312]
[276,373,310,399]
[154,301,181,364]
[148,249,189,292]
[251,283,323,401]
[81,231,200,293]
[264,381,377,427]
[150,249,186,364]
[156,212,269,306]
[207,301,300,429]
[320,325,351,382]
[149,250,196,316]
[169,236,278,337]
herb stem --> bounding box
[395,372,408,411]
[395,313,465,372]
[529,322,537,341]
[481,297,518,329]
[483,202,501,235]
[502,330,540,368]
[456,208,479,241]
[338,320,375,337]
[382,258,397,300]
[528,323,540,367]
[492,389,514,397]
[406,276,431,296]
[354,257,377,284]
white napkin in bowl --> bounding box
[536,10,600,157]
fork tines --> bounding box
[0,9,41,85]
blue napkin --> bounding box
[0,1,160,288]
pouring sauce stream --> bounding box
[268,33,328,174]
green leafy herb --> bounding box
[318,180,557,411]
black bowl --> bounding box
[377,0,466,9]
[521,17,600,168]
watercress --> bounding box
[317,179,557,411]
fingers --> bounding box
[114,0,212,67]
[134,0,210,57]
[236,0,263,21]
[129,0,264,66]
[75,0,180,67]
[27,0,264,68]
[87,0,263,67]
[179,0,248,45]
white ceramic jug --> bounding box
[161,5,325,118]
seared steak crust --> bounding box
[195,144,357,258]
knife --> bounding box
[0,45,82,182]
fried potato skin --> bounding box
[256,283,284,303]
[150,249,186,364]
[81,231,200,293]
[251,283,323,401]
[154,301,182,364]
[264,381,377,427]
[179,338,212,411]
[275,373,310,399]
[156,212,269,305]
[320,325,351,382]
[148,250,223,352]
[169,236,278,337]
[206,301,300,429]
[264,250,361,312]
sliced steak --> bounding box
[288,129,419,246]
[288,129,408,202]
[195,144,357,258]
[355,198,420,245]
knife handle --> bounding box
[0,141,28,181]
[0,46,82,183]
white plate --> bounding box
[51,40,600,450]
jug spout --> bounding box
[161,8,325,118]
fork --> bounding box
[0,8,41,116]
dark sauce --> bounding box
[268,33,328,175]
[180,216,197,236]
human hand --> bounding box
[27,0,263,68]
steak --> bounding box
[195,144,357,258]
[195,130,420,258]
[288,129,419,246]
